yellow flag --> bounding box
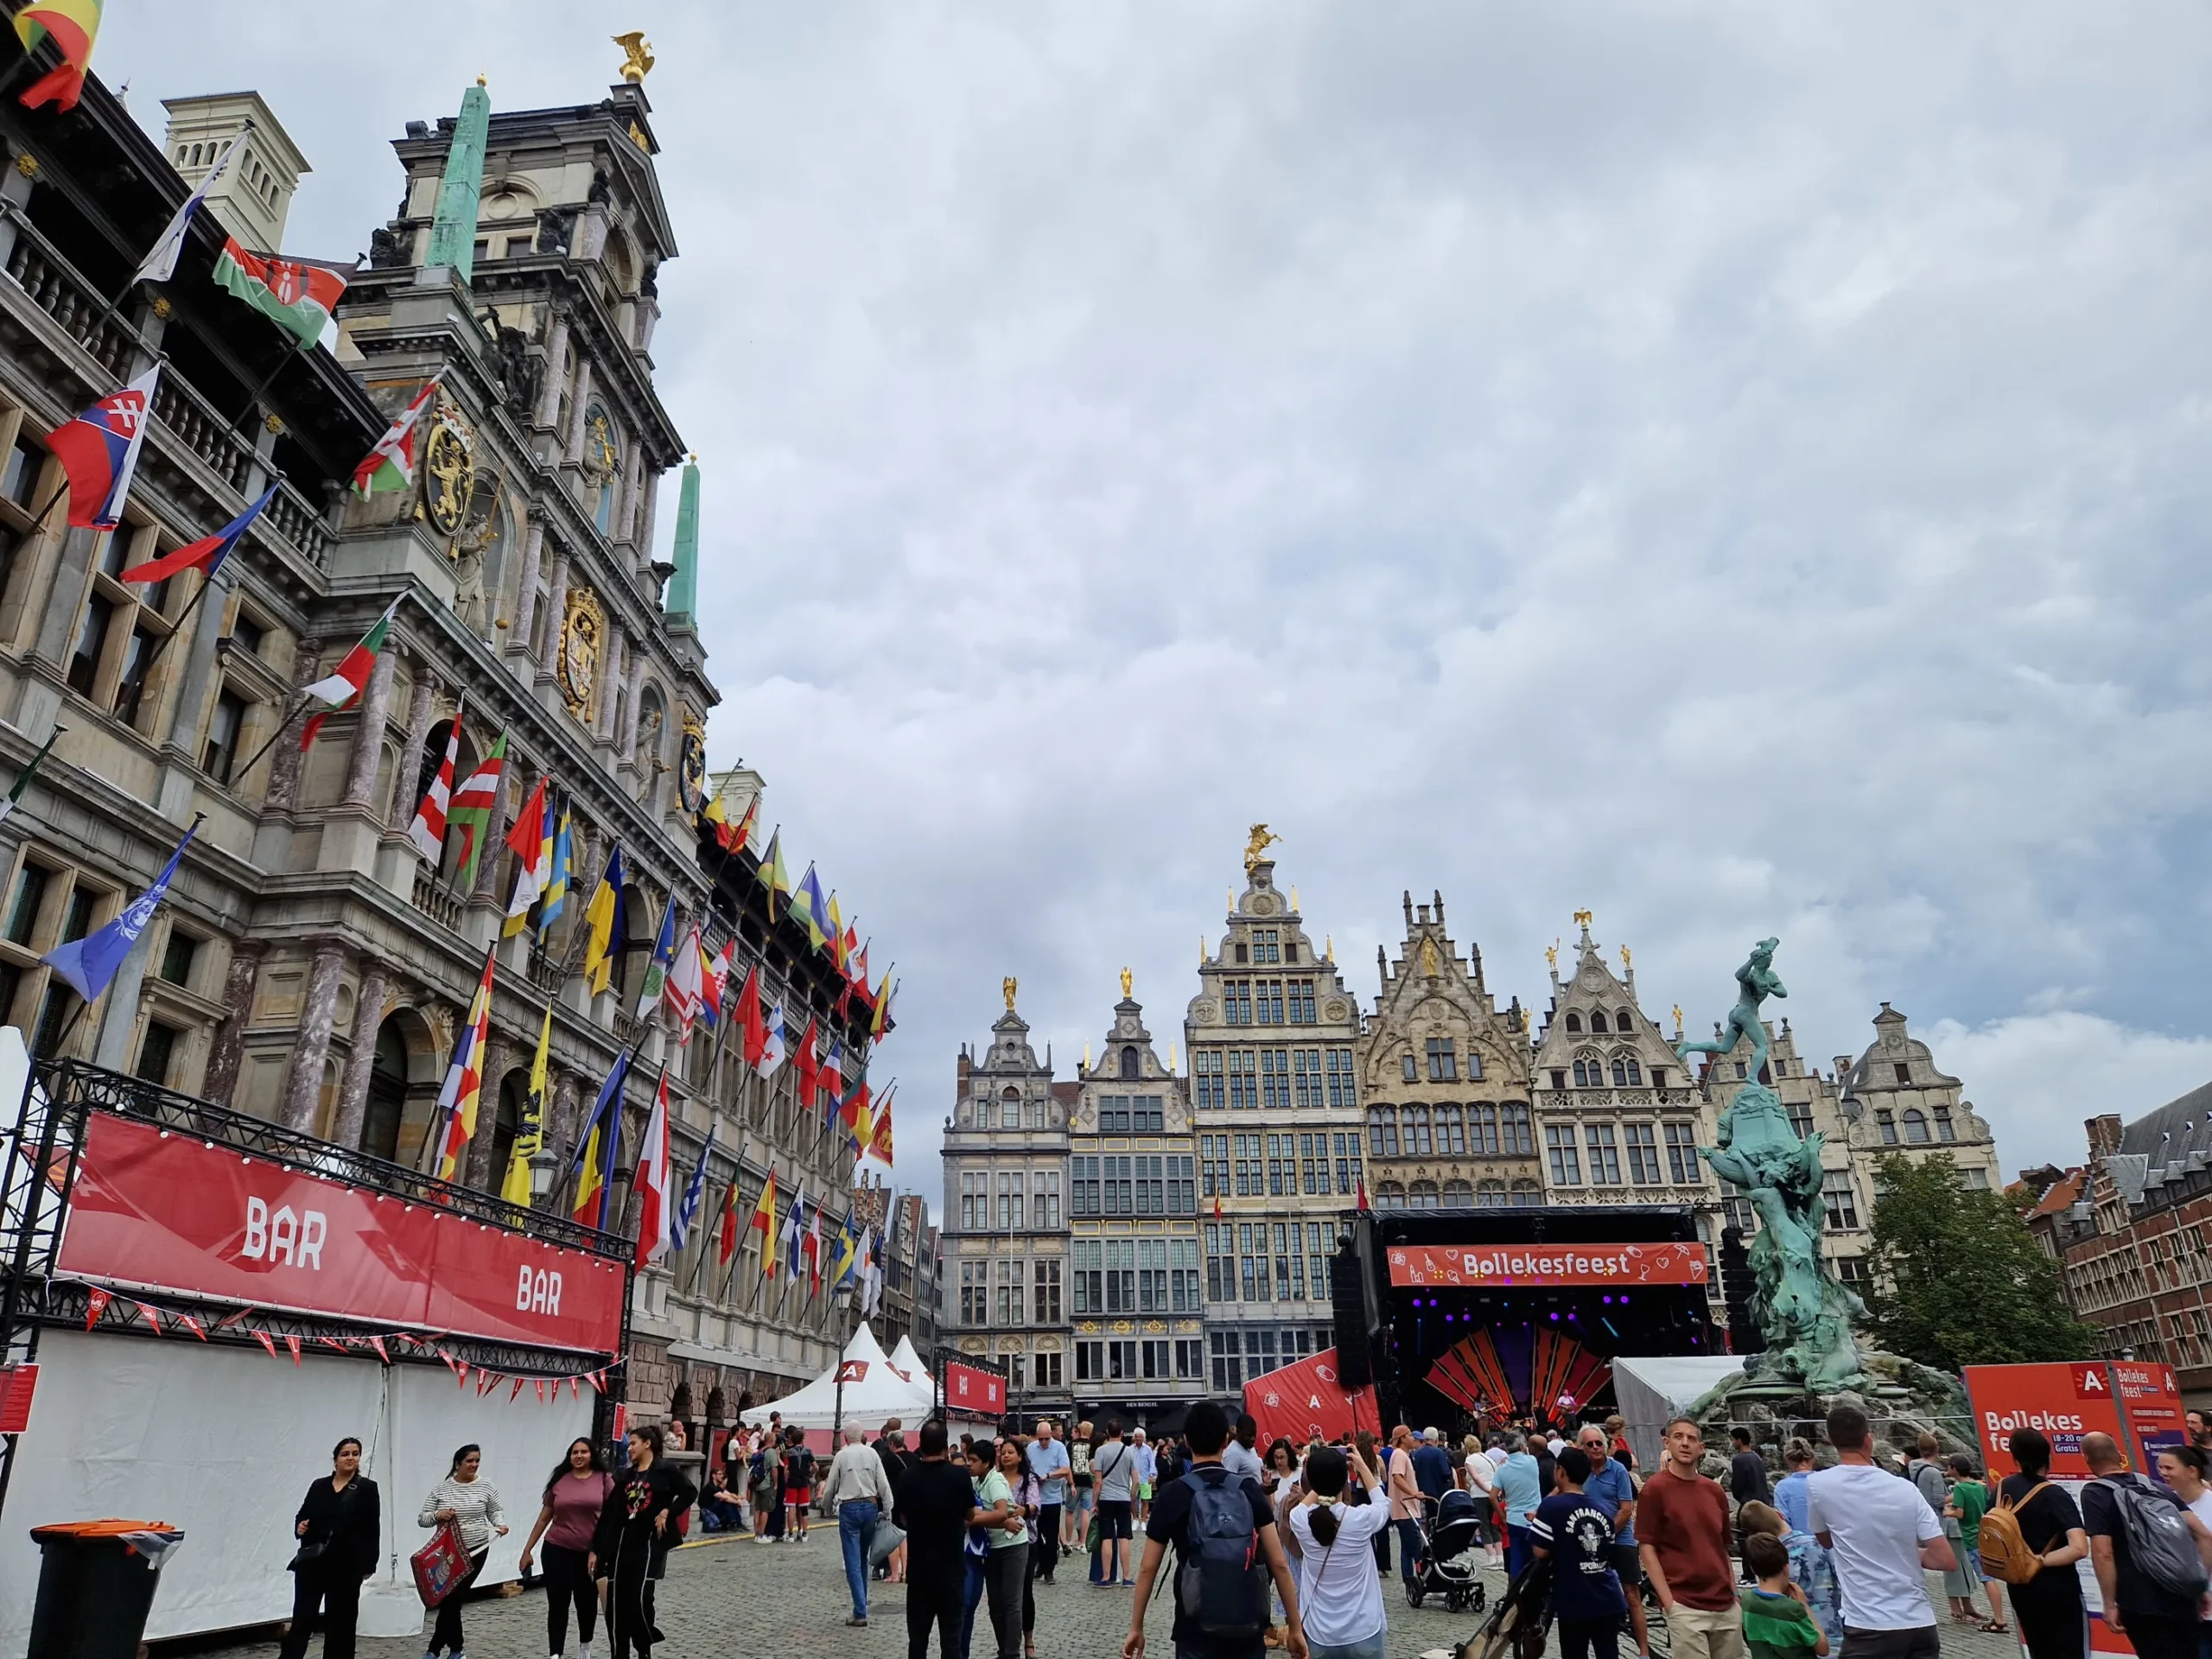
[500,1003,552,1205]
[582,845,625,995]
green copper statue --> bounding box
[1679,938,1866,1392]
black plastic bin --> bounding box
[27,1520,184,1659]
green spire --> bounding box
[423,78,492,283]
[666,454,700,620]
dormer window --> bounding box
[1120,1046,1140,1080]
[1565,1012,1583,1033]
[1591,1011,1608,1033]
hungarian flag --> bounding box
[499,778,549,938]
[735,964,766,1070]
[299,595,402,751]
[407,703,463,861]
[0,724,63,829]
[748,1169,779,1278]
[632,1071,673,1269]
[432,947,496,1183]
[353,378,440,496]
[13,0,101,111]
[214,238,350,351]
[48,366,157,531]
[120,485,276,586]
[448,732,507,889]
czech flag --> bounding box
[121,485,276,587]
[48,366,157,531]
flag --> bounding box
[819,1039,845,1116]
[499,1001,552,1205]
[866,1090,895,1167]
[780,1187,805,1288]
[663,920,703,1042]
[793,1019,819,1112]
[754,828,791,916]
[759,1000,786,1078]
[540,801,575,932]
[632,1071,672,1268]
[122,483,277,589]
[570,1049,632,1230]
[735,964,766,1070]
[448,731,507,888]
[0,724,63,829]
[804,1200,823,1293]
[431,947,496,1182]
[300,594,402,751]
[861,1230,886,1317]
[699,936,733,1030]
[353,377,441,496]
[213,238,350,351]
[582,844,626,995]
[748,1169,779,1277]
[831,1211,863,1288]
[836,1068,868,1138]
[716,1173,744,1268]
[825,892,847,973]
[870,969,896,1044]
[47,366,157,531]
[41,818,195,1001]
[408,703,463,860]
[634,899,676,1020]
[134,127,249,287]
[702,780,756,853]
[669,1122,715,1253]
[13,0,101,111]
[499,778,549,938]
[794,865,830,951]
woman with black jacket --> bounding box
[278,1437,381,1659]
[593,1425,696,1659]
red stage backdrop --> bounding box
[944,1360,1004,1417]
[57,1115,626,1353]
[1387,1241,1708,1288]
[1243,1347,1377,1447]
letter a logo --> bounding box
[2075,1366,2108,1396]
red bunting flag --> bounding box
[83,1287,111,1331]
[537,1379,548,1403]
[587,1370,605,1395]
[569,1376,581,1400]
[178,1313,207,1341]
[511,1376,525,1402]
[476,1370,496,1397]
[131,1300,161,1332]
[285,1334,302,1366]
[369,1336,390,1364]
[455,1361,469,1388]
[252,1329,277,1359]
[318,1337,347,1354]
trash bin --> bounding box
[26,1519,184,1659]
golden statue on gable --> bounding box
[1002,976,1018,1012]
[613,31,654,82]
[1420,938,1441,976]
[1243,823,1280,874]
[1120,967,1134,1000]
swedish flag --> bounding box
[540,799,575,933]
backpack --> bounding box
[1174,1468,1268,1640]
[2094,1474,2209,1599]
[1977,1481,2052,1586]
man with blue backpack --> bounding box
[2081,1430,2212,1659]
[1123,1400,1307,1659]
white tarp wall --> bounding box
[0,1329,592,1648]
[1611,1354,1748,1472]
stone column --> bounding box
[465,1033,513,1189]
[387,665,440,826]
[563,359,594,465]
[163,569,230,752]
[203,943,264,1107]
[90,927,152,1073]
[598,626,626,742]
[340,641,399,811]
[261,637,325,812]
[330,957,391,1150]
[617,442,645,547]
[280,938,349,1132]
[635,466,661,576]
[542,545,570,671]
[29,528,98,667]
[510,519,546,656]
[535,315,569,429]
[620,651,647,758]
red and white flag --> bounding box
[499,778,549,938]
[736,965,767,1070]
[353,377,442,497]
[663,921,703,1044]
[408,703,464,860]
[633,1071,673,1268]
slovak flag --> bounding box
[632,1070,674,1268]
[48,366,160,531]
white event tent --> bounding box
[740,1323,933,1443]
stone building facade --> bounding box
[1186,848,1357,1395]
[940,995,1075,1422]
[1833,1003,2003,1192]
[1069,983,1205,1425]
[0,58,879,1434]
[1357,890,1541,1210]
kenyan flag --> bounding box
[213,238,349,351]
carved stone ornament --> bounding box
[677,712,708,811]
[420,404,477,536]
[557,584,605,721]
[1325,999,1350,1020]
[1250,894,1275,917]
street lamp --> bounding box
[529,1145,558,1206]
[830,1280,855,1442]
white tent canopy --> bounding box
[886,1335,931,1393]
[740,1322,932,1430]
[1611,1355,1746,1471]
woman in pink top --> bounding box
[521,1438,614,1659]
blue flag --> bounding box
[669,1123,715,1252]
[42,820,197,1001]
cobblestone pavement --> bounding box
[189,1528,2024,1659]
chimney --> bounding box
[159,92,310,254]
[2086,1113,2124,1159]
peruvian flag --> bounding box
[300,595,402,751]
[353,377,441,496]
[632,1071,673,1268]
[48,366,159,531]
[736,965,767,1070]
[408,703,464,860]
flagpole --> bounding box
[231,349,296,429]
[129,554,229,681]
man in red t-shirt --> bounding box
[1637,1417,1744,1659]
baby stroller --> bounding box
[1407,1489,1491,1614]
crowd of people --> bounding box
[266,1397,2212,1659]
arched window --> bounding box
[1001,1087,1021,1130]
[1120,1046,1140,1080]
[1903,1109,1930,1144]
[1442,1179,1473,1207]
[1373,1180,1407,1210]
[1470,1104,1499,1154]
[1611,1058,1629,1087]
[1574,1057,1603,1088]
[1402,1107,1432,1157]
[1434,1106,1465,1155]
[1477,1179,1508,1209]
[1408,1180,1440,1209]
[1510,1179,1542,1207]
[1565,1012,1583,1033]
[1401,1053,1418,1083]
[489,1070,526,1192]
[1367,1107,1399,1159]
[1617,1008,1635,1033]
[1591,1011,1608,1033]
[1624,1056,1643,1086]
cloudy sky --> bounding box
[109,3,2212,1185]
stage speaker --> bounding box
[1331,1250,1374,1386]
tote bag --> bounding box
[410,1522,472,1607]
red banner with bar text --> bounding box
[56,1113,626,1353]
[1387,1241,1709,1288]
